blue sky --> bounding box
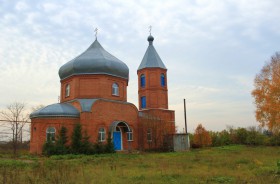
[0,0,279,132]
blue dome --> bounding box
[59,39,129,80]
[30,103,80,118]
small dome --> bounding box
[147,35,154,42]
[59,39,129,80]
[30,103,80,119]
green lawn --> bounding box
[0,145,279,183]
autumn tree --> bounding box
[0,102,29,155]
[252,52,280,133]
[193,124,212,147]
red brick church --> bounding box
[30,33,175,154]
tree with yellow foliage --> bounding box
[193,124,212,147]
[252,52,280,133]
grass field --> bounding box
[0,145,279,183]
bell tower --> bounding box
[137,34,169,110]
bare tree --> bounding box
[31,104,45,112]
[0,102,29,155]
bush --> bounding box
[268,133,280,146]
[43,124,115,155]
[93,142,105,154]
[105,132,115,153]
[42,141,56,156]
[235,128,248,144]
[71,123,83,154]
[210,130,232,147]
[210,131,220,147]
[245,127,265,146]
[55,126,69,154]
[43,126,69,156]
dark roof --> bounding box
[66,98,137,112]
[30,103,80,118]
[59,39,129,80]
[72,99,98,112]
[138,35,166,70]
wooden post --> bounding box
[184,99,187,134]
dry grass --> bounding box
[0,145,279,183]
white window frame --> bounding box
[98,127,106,142]
[127,129,133,141]
[112,83,119,96]
[46,127,56,142]
[65,84,70,97]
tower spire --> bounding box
[137,31,168,110]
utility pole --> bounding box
[184,99,188,134]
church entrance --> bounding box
[113,127,122,150]
[110,121,131,151]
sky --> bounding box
[0,0,279,133]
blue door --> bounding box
[113,132,121,150]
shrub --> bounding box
[105,132,115,153]
[71,123,83,154]
[210,130,232,147]
[93,142,105,154]
[268,133,280,146]
[43,126,69,156]
[235,128,248,144]
[219,130,232,145]
[80,131,94,154]
[54,126,69,154]
[43,123,115,155]
[42,141,56,156]
[245,127,265,145]
[210,131,220,147]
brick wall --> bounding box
[60,74,128,103]
[138,109,175,150]
[137,68,168,110]
[30,117,79,154]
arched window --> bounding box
[65,84,70,97]
[140,74,145,87]
[112,83,119,96]
[127,129,133,141]
[147,128,152,142]
[46,127,56,142]
[98,128,106,142]
[141,96,146,108]
[161,74,165,86]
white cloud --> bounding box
[42,2,61,13]
[15,1,29,11]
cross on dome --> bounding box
[94,27,98,39]
[149,25,152,35]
